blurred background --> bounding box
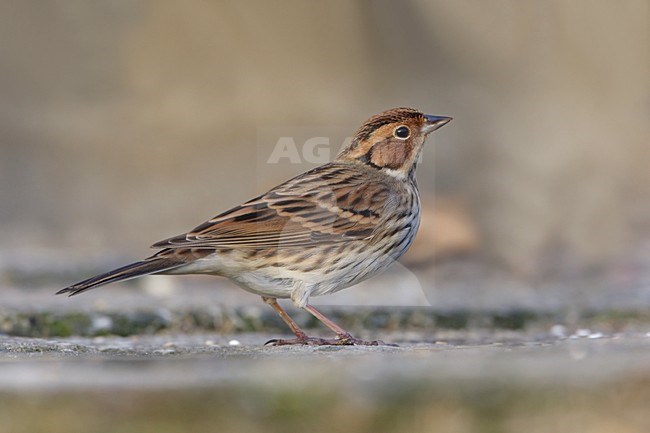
[1,2,649,432]
[0,0,648,301]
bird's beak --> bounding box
[421,115,452,134]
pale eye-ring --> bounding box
[394,125,410,139]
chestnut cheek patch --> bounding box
[370,140,409,170]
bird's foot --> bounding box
[265,333,397,347]
[335,333,398,347]
[265,336,338,346]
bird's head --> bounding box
[337,107,451,179]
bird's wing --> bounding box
[151,163,392,250]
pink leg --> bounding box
[262,296,309,339]
[262,297,335,346]
[262,297,394,346]
[304,304,392,346]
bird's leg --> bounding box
[303,304,351,338]
[262,296,308,340]
[303,304,394,346]
[262,297,395,346]
[262,297,332,346]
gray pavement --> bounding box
[1,332,650,433]
[2,256,650,432]
[2,331,650,391]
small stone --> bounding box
[588,332,604,339]
[575,329,591,338]
[91,316,113,332]
[228,339,241,346]
[550,324,567,338]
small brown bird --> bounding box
[58,108,451,345]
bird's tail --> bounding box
[57,256,183,297]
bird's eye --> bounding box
[394,126,410,139]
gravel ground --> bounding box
[1,332,650,433]
[2,331,650,389]
[2,256,650,432]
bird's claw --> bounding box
[265,336,336,346]
[264,334,397,347]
